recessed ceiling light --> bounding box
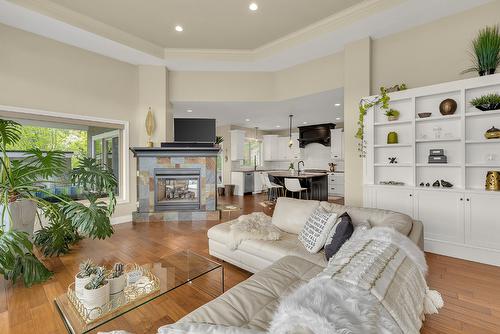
[245,118,250,122]
[249,3,258,11]
[186,109,193,113]
[336,117,341,120]
[275,125,281,128]
[334,103,341,107]
[303,122,308,124]
[175,25,184,32]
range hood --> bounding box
[298,123,336,148]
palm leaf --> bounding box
[0,119,21,148]
[71,157,117,194]
[63,194,114,239]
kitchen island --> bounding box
[268,171,328,201]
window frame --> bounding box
[0,104,130,204]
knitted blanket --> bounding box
[270,227,443,334]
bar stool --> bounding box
[261,172,284,201]
[284,178,309,199]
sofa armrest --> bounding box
[408,220,424,251]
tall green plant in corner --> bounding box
[0,119,117,286]
[462,25,500,76]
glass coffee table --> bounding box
[54,250,223,334]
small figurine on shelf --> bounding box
[388,157,398,164]
[440,180,453,188]
[432,180,440,187]
[387,132,399,144]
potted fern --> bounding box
[463,25,500,76]
[0,119,117,287]
[385,109,400,121]
[107,262,126,296]
[75,259,96,299]
[470,93,500,111]
[83,266,110,316]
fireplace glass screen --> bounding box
[154,169,201,211]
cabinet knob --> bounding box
[409,194,413,197]
[466,198,470,202]
[460,198,463,201]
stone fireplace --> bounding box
[130,147,220,222]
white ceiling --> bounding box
[1,0,492,71]
[172,89,344,130]
[44,0,364,50]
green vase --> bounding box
[387,132,398,144]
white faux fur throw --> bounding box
[270,227,443,334]
[227,212,281,250]
[158,323,265,334]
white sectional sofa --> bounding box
[208,197,423,273]
[158,198,424,333]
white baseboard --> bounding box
[425,238,500,267]
[111,214,132,225]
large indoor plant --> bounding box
[463,25,500,76]
[0,119,117,286]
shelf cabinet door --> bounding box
[278,137,289,161]
[415,190,465,243]
[263,135,279,161]
[374,187,414,217]
[331,129,344,160]
[465,193,500,250]
[230,130,245,161]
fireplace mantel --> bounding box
[130,146,220,222]
[130,146,220,158]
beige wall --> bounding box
[371,0,500,94]
[0,23,139,217]
[344,38,371,207]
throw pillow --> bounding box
[298,208,338,253]
[324,212,354,261]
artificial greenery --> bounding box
[470,93,500,108]
[0,119,117,286]
[85,266,107,289]
[384,109,400,118]
[462,25,500,76]
[215,136,224,145]
[77,259,96,279]
[356,85,407,157]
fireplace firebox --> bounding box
[154,168,201,211]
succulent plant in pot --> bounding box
[384,109,400,121]
[462,25,500,76]
[108,262,126,295]
[470,93,500,111]
[75,259,96,299]
[83,266,110,314]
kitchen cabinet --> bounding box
[278,137,289,161]
[331,129,344,160]
[465,193,500,250]
[231,172,245,196]
[415,190,464,244]
[328,173,344,196]
[230,130,245,161]
[263,135,279,161]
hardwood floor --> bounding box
[1,194,500,333]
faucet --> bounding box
[298,160,305,174]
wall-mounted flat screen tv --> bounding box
[174,118,216,143]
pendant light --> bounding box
[288,115,294,148]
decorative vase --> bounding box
[439,99,457,115]
[485,126,500,139]
[83,282,110,317]
[75,274,93,300]
[485,171,500,191]
[387,132,398,144]
[108,275,126,295]
[0,199,37,238]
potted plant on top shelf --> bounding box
[0,119,118,287]
[462,25,500,76]
[470,93,500,111]
[384,109,400,121]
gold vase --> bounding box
[485,171,500,191]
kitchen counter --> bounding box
[267,171,328,201]
[267,171,327,178]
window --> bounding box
[241,138,263,168]
[0,106,129,203]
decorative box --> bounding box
[429,149,445,156]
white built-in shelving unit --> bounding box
[363,73,500,266]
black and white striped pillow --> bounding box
[298,208,338,253]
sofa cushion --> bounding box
[324,212,353,261]
[175,256,323,331]
[272,197,320,234]
[298,208,338,253]
[319,202,413,236]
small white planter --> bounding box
[74,274,93,300]
[108,275,126,295]
[83,282,110,319]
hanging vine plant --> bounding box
[355,84,407,157]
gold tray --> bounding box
[66,264,160,324]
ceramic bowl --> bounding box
[418,112,432,118]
